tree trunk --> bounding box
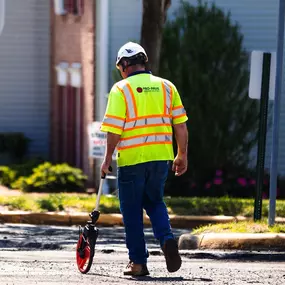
[140,0,171,75]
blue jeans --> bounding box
[118,161,174,264]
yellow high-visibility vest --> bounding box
[100,71,188,167]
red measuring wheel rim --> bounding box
[76,234,93,274]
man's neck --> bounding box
[126,65,146,76]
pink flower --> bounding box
[213,178,223,185]
[262,192,268,199]
[216,170,223,176]
[205,182,212,189]
[249,179,256,185]
[237,178,247,187]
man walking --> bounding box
[100,42,188,276]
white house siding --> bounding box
[109,0,285,174]
[0,0,50,157]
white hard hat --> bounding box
[116,42,148,68]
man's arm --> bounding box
[100,84,126,177]
[101,132,121,177]
[173,122,188,156]
[170,82,188,176]
[173,122,188,176]
[106,132,121,158]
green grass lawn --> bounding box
[0,193,120,213]
[191,221,285,234]
[1,193,285,218]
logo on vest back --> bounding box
[136,87,160,93]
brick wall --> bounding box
[50,0,95,179]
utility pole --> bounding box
[268,0,285,226]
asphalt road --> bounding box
[0,224,285,285]
[0,223,189,251]
[1,250,285,285]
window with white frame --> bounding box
[64,0,84,15]
[53,0,84,16]
[55,62,84,168]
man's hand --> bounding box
[101,155,112,178]
[172,153,188,176]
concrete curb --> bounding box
[178,233,285,251]
[1,211,285,251]
[0,212,123,227]
[0,211,284,228]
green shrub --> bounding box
[11,176,25,190]
[12,162,88,193]
[160,1,259,196]
[0,166,16,187]
[0,158,44,188]
[11,157,45,179]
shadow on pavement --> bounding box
[183,252,285,262]
[131,276,213,282]
[90,273,213,282]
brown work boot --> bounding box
[123,261,150,276]
[162,239,182,273]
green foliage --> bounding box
[0,158,44,188]
[37,194,65,211]
[160,1,259,194]
[1,192,285,218]
[0,166,16,187]
[192,221,285,234]
[3,196,39,211]
[12,162,88,193]
[164,196,250,216]
[10,157,44,178]
[0,133,30,162]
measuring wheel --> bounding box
[76,211,100,274]
[76,167,112,274]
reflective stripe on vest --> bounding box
[162,81,172,115]
[124,116,172,130]
[102,115,125,130]
[118,133,173,150]
[117,82,137,119]
[172,105,186,118]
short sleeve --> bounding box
[172,85,188,125]
[100,84,126,135]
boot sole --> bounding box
[123,270,150,276]
[163,239,182,273]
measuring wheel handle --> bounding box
[76,165,112,274]
[89,209,100,224]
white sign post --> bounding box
[249,51,272,221]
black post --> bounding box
[254,53,271,221]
